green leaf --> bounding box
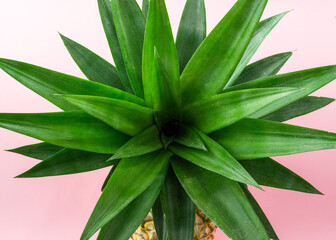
[152,50,180,117]
[7,142,64,160]
[0,59,145,111]
[142,0,180,107]
[142,0,150,19]
[0,111,129,154]
[211,118,336,160]
[16,149,114,178]
[183,87,298,134]
[110,125,163,160]
[60,95,153,136]
[81,150,171,240]
[263,96,335,122]
[111,0,145,97]
[224,65,336,118]
[101,165,118,192]
[160,166,195,240]
[60,34,124,89]
[234,52,293,86]
[169,130,261,189]
[97,170,167,240]
[240,158,322,194]
[171,157,269,240]
[152,197,168,240]
[98,0,133,93]
[174,124,206,150]
[180,0,267,105]
[176,0,206,72]
[240,184,279,240]
[225,11,289,88]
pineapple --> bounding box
[1,0,336,239]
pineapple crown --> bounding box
[0,0,335,239]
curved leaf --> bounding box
[0,59,145,111]
[240,158,322,194]
[16,149,113,178]
[183,87,298,134]
[171,157,269,240]
[0,111,129,154]
[234,52,293,86]
[110,125,163,160]
[225,11,289,88]
[7,142,63,160]
[174,124,206,150]
[142,0,180,107]
[60,34,124,89]
[111,0,145,97]
[176,0,206,72]
[98,0,133,92]
[81,150,171,240]
[60,95,153,136]
[180,0,267,105]
[211,118,336,160]
[160,166,195,240]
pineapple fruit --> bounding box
[1,0,336,239]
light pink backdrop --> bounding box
[0,0,335,239]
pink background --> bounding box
[0,0,335,239]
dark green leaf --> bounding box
[152,197,168,240]
[263,96,335,122]
[111,0,145,97]
[97,169,167,240]
[142,0,180,107]
[240,184,279,240]
[98,0,133,92]
[211,118,336,160]
[180,0,267,105]
[160,166,195,240]
[169,130,261,189]
[60,34,124,89]
[225,11,289,88]
[240,158,322,194]
[101,165,118,192]
[0,59,145,111]
[224,65,336,118]
[176,0,206,72]
[171,157,269,240]
[60,95,153,136]
[16,149,114,178]
[183,88,298,134]
[0,111,129,154]
[81,150,171,240]
[7,142,63,160]
[142,0,150,19]
[110,125,163,160]
[234,52,293,86]
[174,124,206,150]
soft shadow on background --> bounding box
[0,0,335,239]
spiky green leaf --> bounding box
[7,142,63,160]
[234,52,293,86]
[211,118,336,160]
[0,111,129,154]
[101,165,118,192]
[174,124,206,150]
[97,0,133,92]
[176,0,206,72]
[142,0,150,19]
[171,157,269,240]
[110,125,163,160]
[180,0,267,105]
[225,11,289,88]
[0,59,145,111]
[81,150,171,240]
[169,130,261,189]
[183,88,298,134]
[152,197,168,240]
[60,95,153,136]
[111,0,145,97]
[160,166,195,240]
[142,0,180,107]
[240,158,322,194]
